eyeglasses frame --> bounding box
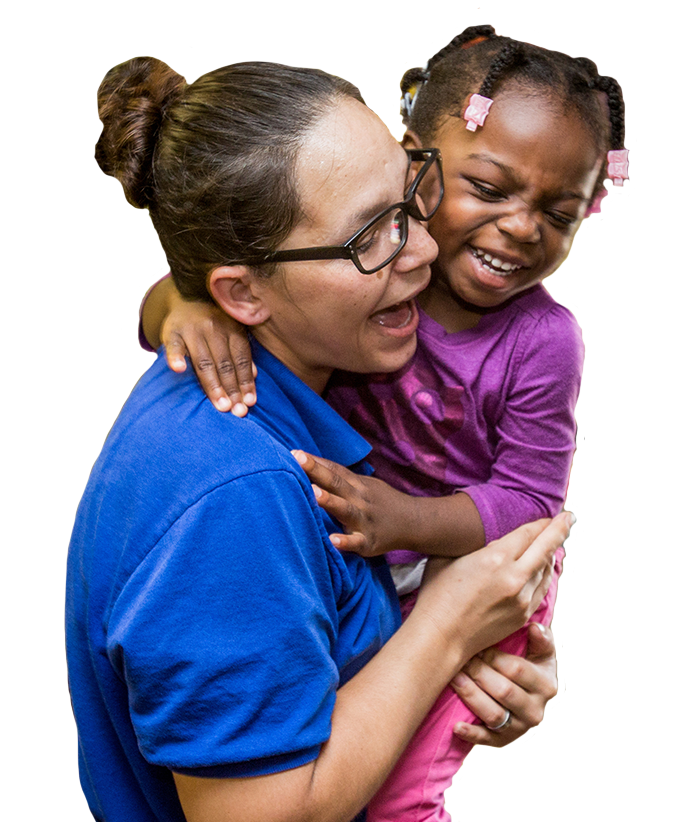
[224,148,443,275]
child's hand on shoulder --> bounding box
[161,294,257,416]
[291,450,414,557]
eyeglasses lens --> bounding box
[355,208,406,273]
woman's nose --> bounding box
[396,217,438,272]
[496,206,541,244]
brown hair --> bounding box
[96,57,364,300]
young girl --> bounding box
[140,26,627,822]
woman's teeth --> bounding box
[370,301,413,328]
[472,248,522,276]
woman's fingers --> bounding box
[521,511,574,567]
[451,625,558,748]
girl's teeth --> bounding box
[477,250,520,273]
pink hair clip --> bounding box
[464,94,493,131]
[584,187,608,217]
[607,149,629,186]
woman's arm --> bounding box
[140,276,257,415]
[173,515,572,822]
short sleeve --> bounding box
[106,469,340,777]
[464,306,585,543]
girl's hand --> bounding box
[415,514,573,662]
[450,622,558,747]
[161,298,257,416]
[290,450,414,556]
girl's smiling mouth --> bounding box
[471,246,525,277]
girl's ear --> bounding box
[401,130,424,150]
[208,266,271,326]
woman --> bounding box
[66,57,571,822]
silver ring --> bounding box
[486,709,512,732]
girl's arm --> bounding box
[172,515,572,822]
[293,449,484,558]
[140,276,257,415]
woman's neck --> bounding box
[251,328,332,396]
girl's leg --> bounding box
[366,548,563,822]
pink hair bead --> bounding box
[584,187,608,217]
[464,94,493,131]
[607,149,629,186]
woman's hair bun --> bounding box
[95,57,186,208]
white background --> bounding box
[3,1,689,819]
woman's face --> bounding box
[251,98,437,393]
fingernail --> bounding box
[231,402,247,417]
[311,484,323,499]
[533,622,547,636]
[452,672,470,687]
[565,511,576,525]
[291,450,307,464]
[215,397,232,411]
[243,393,256,406]
[330,534,342,547]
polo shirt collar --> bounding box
[250,339,372,470]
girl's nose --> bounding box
[496,206,541,244]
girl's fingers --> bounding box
[291,451,355,498]
[189,342,235,413]
[227,334,257,407]
[329,531,367,553]
[311,483,360,527]
[165,333,189,373]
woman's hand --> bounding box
[415,514,573,663]
[291,450,414,556]
[451,622,559,747]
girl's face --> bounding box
[252,98,437,393]
[416,93,602,323]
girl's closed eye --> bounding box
[467,178,505,200]
[545,210,578,229]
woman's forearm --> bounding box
[174,608,466,822]
[174,515,571,822]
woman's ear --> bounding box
[208,266,271,326]
[401,130,424,150]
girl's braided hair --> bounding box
[401,25,625,157]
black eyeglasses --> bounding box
[226,148,443,275]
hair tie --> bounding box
[463,94,494,131]
[461,35,490,49]
[607,149,629,186]
[584,188,607,217]
[400,66,430,118]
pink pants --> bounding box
[367,548,564,822]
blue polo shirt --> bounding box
[66,340,400,822]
